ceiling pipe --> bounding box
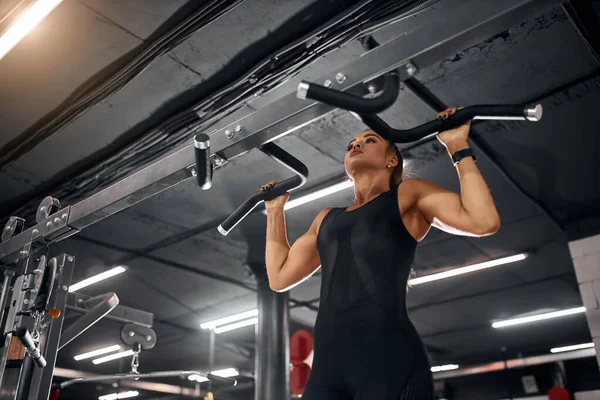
[433,348,596,380]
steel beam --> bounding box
[0,0,563,260]
[59,293,119,350]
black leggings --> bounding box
[302,352,434,399]
[302,302,435,400]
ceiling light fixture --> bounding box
[74,344,121,361]
[188,368,240,383]
[213,318,258,334]
[69,266,127,293]
[0,0,63,61]
[550,342,595,354]
[98,391,139,400]
[92,349,135,365]
[262,180,353,214]
[200,309,258,330]
[409,253,527,286]
[492,306,587,328]
[430,364,459,372]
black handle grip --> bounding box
[297,72,400,114]
[194,133,213,190]
[218,143,309,236]
[15,326,47,368]
[360,104,543,144]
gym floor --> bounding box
[1,0,600,399]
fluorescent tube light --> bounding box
[550,342,595,354]
[74,344,121,361]
[214,318,258,334]
[409,254,527,286]
[0,0,63,60]
[188,374,209,383]
[262,180,353,214]
[92,349,135,365]
[492,306,587,328]
[431,364,459,372]
[98,391,139,400]
[69,266,127,292]
[283,180,353,211]
[200,309,258,330]
[211,368,239,377]
[188,368,240,383]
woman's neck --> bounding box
[352,173,391,206]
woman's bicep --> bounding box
[271,231,321,292]
[270,208,331,292]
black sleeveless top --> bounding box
[316,185,417,315]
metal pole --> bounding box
[0,270,14,329]
[15,356,35,400]
[255,276,289,400]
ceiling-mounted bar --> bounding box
[0,0,563,259]
[297,71,401,114]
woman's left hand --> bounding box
[436,107,471,152]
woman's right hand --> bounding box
[261,181,290,213]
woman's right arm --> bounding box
[264,185,330,291]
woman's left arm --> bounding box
[411,108,501,237]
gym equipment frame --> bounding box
[0,0,559,398]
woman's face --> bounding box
[344,130,395,178]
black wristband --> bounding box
[452,148,476,166]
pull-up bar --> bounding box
[0,0,558,261]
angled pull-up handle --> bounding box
[359,104,543,144]
[218,143,309,236]
[194,133,213,190]
[297,71,400,114]
[59,293,119,350]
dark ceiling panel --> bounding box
[414,237,487,270]
[77,0,189,40]
[0,1,141,147]
[477,78,600,228]
[75,208,190,251]
[148,230,252,283]
[10,55,203,185]
[412,279,582,334]
[169,0,315,80]
[52,236,131,282]
[418,7,598,105]
[424,314,591,364]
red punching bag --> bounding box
[49,390,60,400]
[290,330,313,365]
[548,386,570,400]
[290,330,314,395]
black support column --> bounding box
[250,263,290,400]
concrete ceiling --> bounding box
[1,0,600,399]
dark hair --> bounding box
[388,141,404,188]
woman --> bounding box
[262,108,501,399]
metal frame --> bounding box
[58,292,119,350]
[0,0,564,264]
[66,292,154,328]
[28,254,75,400]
